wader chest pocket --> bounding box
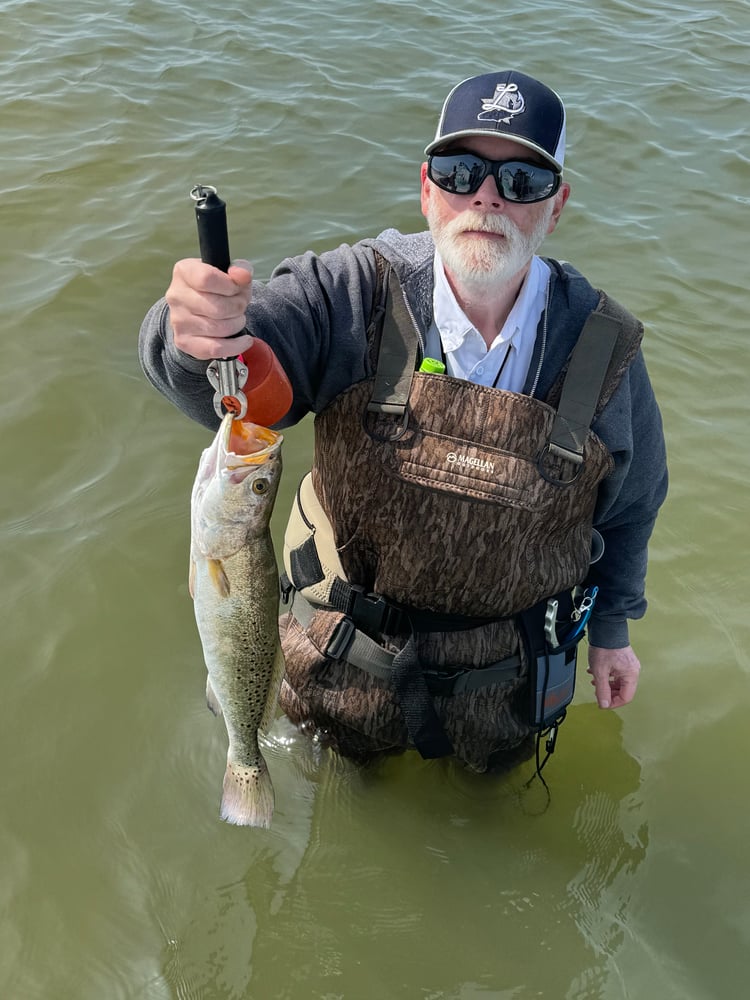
[385,429,559,510]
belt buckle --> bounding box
[423,666,464,696]
[349,586,403,635]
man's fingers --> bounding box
[228,260,254,286]
[609,673,639,708]
[172,284,248,323]
[587,645,642,710]
[588,669,612,709]
[171,258,252,296]
[173,331,256,360]
[166,258,254,359]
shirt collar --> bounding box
[432,256,474,351]
[432,254,549,353]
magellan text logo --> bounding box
[446,452,495,474]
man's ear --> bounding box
[547,181,571,234]
[420,162,431,219]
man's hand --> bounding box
[587,645,641,709]
[165,258,255,360]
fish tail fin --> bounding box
[220,759,274,828]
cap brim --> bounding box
[424,129,563,172]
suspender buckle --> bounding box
[536,441,584,486]
[326,616,356,661]
[346,585,406,636]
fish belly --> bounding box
[192,537,283,827]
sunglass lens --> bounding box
[497,163,558,202]
[428,154,484,194]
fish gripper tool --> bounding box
[190,184,249,420]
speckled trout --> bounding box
[189,413,284,828]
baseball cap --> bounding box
[425,70,566,172]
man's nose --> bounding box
[470,173,504,210]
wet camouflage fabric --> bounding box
[279,288,642,771]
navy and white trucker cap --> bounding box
[425,70,566,172]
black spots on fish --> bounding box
[235,767,260,788]
[232,670,265,709]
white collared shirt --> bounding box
[424,254,551,393]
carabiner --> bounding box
[571,586,598,622]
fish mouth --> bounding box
[218,413,282,470]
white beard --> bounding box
[427,203,553,293]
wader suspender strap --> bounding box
[545,311,623,465]
[366,265,419,417]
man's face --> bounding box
[420,136,570,290]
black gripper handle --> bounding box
[193,187,231,273]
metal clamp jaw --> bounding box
[206,356,249,419]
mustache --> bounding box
[444,212,514,238]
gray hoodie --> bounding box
[139,228,667,648]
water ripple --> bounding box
[2,1,749,997]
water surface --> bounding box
[1,1,748,997]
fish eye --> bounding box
[252,478,269,495]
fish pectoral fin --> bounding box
[208,558,231,597]
[188,558,196,600]
[206,677,223,717]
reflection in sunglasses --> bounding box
[428,152,561,204]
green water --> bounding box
[2,1,748,997]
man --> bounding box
[140,70,667,772]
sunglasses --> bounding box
[427,151,561,204]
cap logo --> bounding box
[478,83,525,125]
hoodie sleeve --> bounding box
[138,241,378,431]
[586,348,668,648]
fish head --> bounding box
[191,414,283,559]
